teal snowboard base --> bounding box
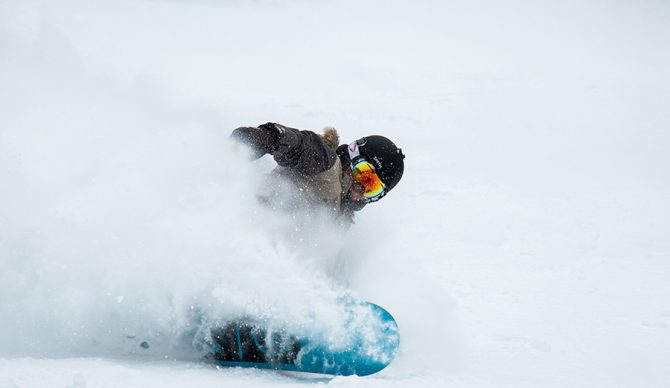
[207,301,399,376]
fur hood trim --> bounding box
[320,127,340,150]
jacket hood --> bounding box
[320,127,340,150]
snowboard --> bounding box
[207,301,399,376]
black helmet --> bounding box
[352,135,405,191]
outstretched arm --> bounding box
[231,123,336,176]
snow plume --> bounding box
[0,7,349,360]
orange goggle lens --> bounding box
[352,160,386,201]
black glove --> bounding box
[230,125,280,159]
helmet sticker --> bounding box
[372,156,382,169]
[347,141,361,160]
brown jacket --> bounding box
[231,123,364,224]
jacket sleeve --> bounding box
[232,123,337,176]
[261,123,337,176]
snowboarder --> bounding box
[231,122,405,225]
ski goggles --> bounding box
[348,140,387,202]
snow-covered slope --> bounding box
[1,1,669,387]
